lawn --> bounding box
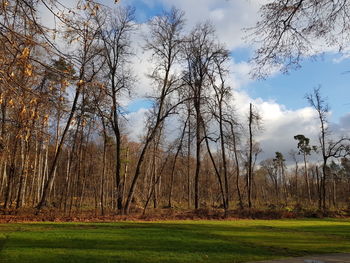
[0,219,350,262]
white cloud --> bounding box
[225,88,320,162]
[209,8,225,21]
[160,0,263,50]
[49,0,348,164]
[124,108,149,141]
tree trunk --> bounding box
[322,160,327,211]
[247,103,253,208]
[303,153,311,202]
[187,107,192,209]
[168,120,187,208]
[36,83,83,211]
[218,101,229,210]
[194,102,202,209]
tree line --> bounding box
[0,0,349,216]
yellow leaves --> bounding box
[15,129,30,142]
[24,64,33,76]
[77,79,85,86]
[30,109,37,120]
[8,98,14,107]
[43,114,49,126]
[62,79,69,89]
[20,106,27,116]
[81,118,87,127]
[9,60,34,78]
[0,94,3,104]
[20,47,30,59]
[30,98,37,105]
[24,131,30,142]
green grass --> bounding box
[0,219,350,262]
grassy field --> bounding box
[0,219,350,263]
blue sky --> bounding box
[126,1,165,22]
[127,99,154,112]
[111,0,350,160]
[249,54,350,122]
[230,48,350,122]
[118,0,349,122]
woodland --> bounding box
[1,0,350,220]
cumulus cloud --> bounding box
[331,113,350,137]
[126,0,265,50]
[256,106,320,161]
[339,113,350,130]
[45,0,348,164]
[225,88,319,162]
[124,108,149,141]
[128,1,348,161]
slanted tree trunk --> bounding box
[168,119,187,208]
[203,129,226,211]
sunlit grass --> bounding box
[0,219,349,262]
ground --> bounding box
[0,219,349,263]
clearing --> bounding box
[0,219,350,262]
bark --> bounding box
[168,119,187,208]
[194,101,202,209]
[203,132,226,210]
[247,103,253,208]
[36,83,83,211]
[303,153,311,202]
[230,123,243,209]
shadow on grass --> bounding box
[1,220,350,263]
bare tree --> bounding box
[246,103,261,208]
[182,22,229,209]
[225,119,244,209]
[250,0,350,78]
[36,6,103,211]
[208,52,231,211]
[95,6,136,213]
[260,159,279,203]
[306,87,350,210]
[124,8,185,214]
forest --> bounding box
[1,0,350,219]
